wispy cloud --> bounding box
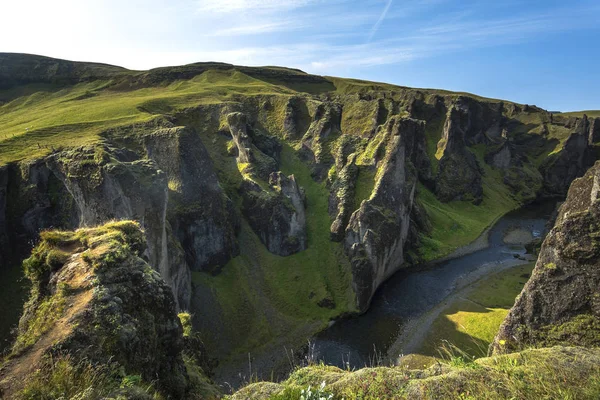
[209,21,302,36]
[368,0,393,42]
[195,0,318,13]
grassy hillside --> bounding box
[559,110,600,118]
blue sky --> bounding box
[1,0,599,111]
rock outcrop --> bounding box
[435,104,484,203]
[241,173,307,256]
[0,161,80,267]
[228,112,307,256]
[143,126,240,273]
[540,128,594,197]
[329,154,359,242]
[47,146,191,309]
[589,117,600,144]
[492,161,600,354]
[283,96,310,139]
[344,117,431,309]
[228,112,278,180]
[0,222,188,398]
[300,103,342,180]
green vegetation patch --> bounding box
[420,263,535,358]
[353,167,376,210]
[16,355,163,400]
[529,314,600,349]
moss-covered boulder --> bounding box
[492,161,600,354]
[0,221,189,399]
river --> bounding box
[311,201,557,369]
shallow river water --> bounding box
[312,201,557,368]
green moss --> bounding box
[353,167,376,210]
[231,347,600,400]
[423,113,445,173]
[339,99,377,136]
[355,130,385,166]
[178,312,193,338]
[183,353,222,399]
[12,289,67,353]
[532,315,600,348]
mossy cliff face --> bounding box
[227,111,307,256]
[492,161,600,354]
[434,101,485,203]
[0,160,80,264]
[0,222,189,399]
[143,126,240,273]
[344,117,431,309]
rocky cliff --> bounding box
[0,221,190,399]
[344,117,431,309]
[492,161,600,354]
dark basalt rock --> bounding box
[143,126,240,274]
[0,161,80,267]
[492,161,600,354]
[434,104,484,203]
[241,172,307,257]
[283,96,310,139]
[588,117,600,145]
[540,129,594,197]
